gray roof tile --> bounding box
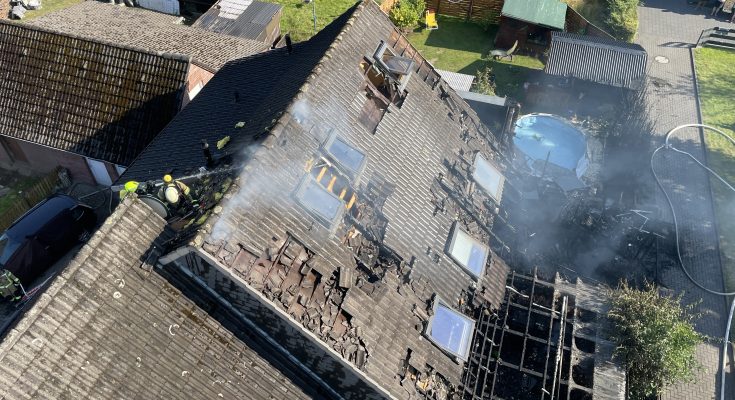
[0,198,314,399]
[28,1,269,71]
[0,20,189,165]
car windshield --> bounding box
[0,234,22,266]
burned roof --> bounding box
[545,32,648,90]
[0,197,316,399]
[28,1,269,71]
[193,0,282,42]
[123,1,515,397]
[0,20,189,166]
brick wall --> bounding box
[182,63,215,107]
[175,253,389,400]
[14,140,97,184]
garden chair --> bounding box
[425,9,438,30]
[490,40,518,61]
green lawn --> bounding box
[407,16,544,98]
[694,47,735,292]
[22,0,83,20]
[268,0,357,42]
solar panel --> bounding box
[472,153,505,203]
[447,226,489,279]
[296,177,344,226]
[426,301,475,360]
[326,135,366,175]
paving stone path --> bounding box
[637,1,734,399]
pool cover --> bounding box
[514,115,587,172]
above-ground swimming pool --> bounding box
[514,114,588,173]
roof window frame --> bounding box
[446,223,490,280]
[323,132,367,179]
[472,153,505,204]
[425,298,476,361]
[294,175,345,228]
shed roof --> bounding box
[28,1,269,71]
[0,197,316,399]
[120,1,514,398]
[193,0,282,41]
[436,69,475,92]
[0,20,189,166]
[545,32,648,89]
[501,0,567,30]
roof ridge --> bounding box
[0,19,191,63]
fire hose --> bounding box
[650,123,735,400]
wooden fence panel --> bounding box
[0,168,62,232]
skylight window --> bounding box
[295,176,344,226]
[447,225,489,279]
[325,134,366,175]
[472,153,505,203]
[426,299,475,361]
[373,41,414,92]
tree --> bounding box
[607,282,702,399]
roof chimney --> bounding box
[201,139,214,168]
[285,34,293,54]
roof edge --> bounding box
[0,19,192,64]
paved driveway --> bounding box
[637,1,734,399]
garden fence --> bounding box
[0,167,63,232]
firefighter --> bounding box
[118,181,141,200]
[159,174,194,208]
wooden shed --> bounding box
[495,0,567,53]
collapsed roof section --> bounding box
[462,271,626,400]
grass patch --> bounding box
[0,174,43,215]
[21,0,84,20]
[694,47,735,292]
[267,0,357,42]
[407,16,544,98]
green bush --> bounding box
[389,0,426,30]
[473,65,496,95]
[607,0,639,42]
[608,282,702,399]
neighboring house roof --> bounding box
[27,1,270,71]
[0,20,189,166]
[436,69,475,92]
[122,1,513,398]
[545,32,648,89]
[0,197,316,399]
[501,0,567,30]
[193,0,282,42]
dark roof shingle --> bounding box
[193,0,282,42]
[545,32,648,89]
[28,1,270,71]
[0,20,189,165]
[0,197,315,399]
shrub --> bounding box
[473,65,496,95]
[608,281,702,399]
[607,0,639,42]
[389,0,426,30]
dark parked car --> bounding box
[0,194,96,298]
